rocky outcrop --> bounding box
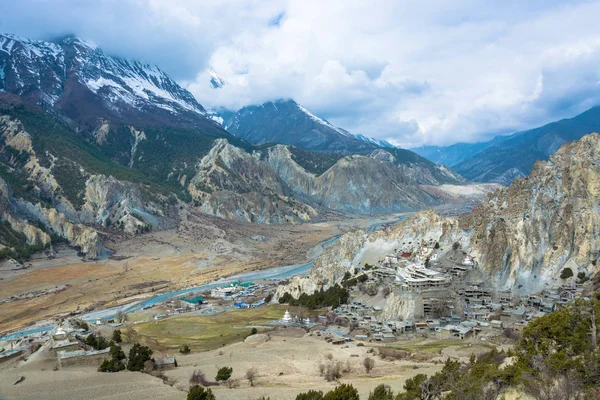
[282,133,600,298]
[0,114,167,257]
[460,132,600,291]
[191,139,468,222]
[189,139,316,224]
[265,145,441,213]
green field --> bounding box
[127,305,323,352]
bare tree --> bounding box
[245,367,258,387]
[363,357,375,373]
[525,367,583,400]
[116,309,126,323]
[189,369,215,387]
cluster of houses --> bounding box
[324,240,587,343]
[50,326,110,367]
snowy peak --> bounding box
[208,68,225,89]
[0,33,206,119]
[223,98,395,153]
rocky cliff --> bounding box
[264,145,450,214]
[460,132,600,291]
[0,111,170,258]
[279,133,600,298]
[188,139,316,224]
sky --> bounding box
[2,0,600,147]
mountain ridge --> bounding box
[412,106,600,185]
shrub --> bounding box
[215,366,232,382]
[296,390,324,400]
[323,384,359,400]
[246,367,258,386]
[127,343,153,371]
[189,369,215,387]
[180,344,191,354]
[363,357,375,373]
[324,361,342,382]
[560,267,573,279]
[368,384,394,400]
[187,386,216,400]
[112,329,122,343]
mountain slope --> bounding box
[422,106,600,185]
[0,33,231,135]
[278,132,600,299]
[411,141,493,167]
[224,99,394,153]
[0,33,473,234]
[0,93,188,256]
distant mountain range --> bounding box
[0,33,467,259]
[412,106,600,184]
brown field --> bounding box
[0,210,399,334]
[0,324,450,400]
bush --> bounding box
[215,366,232,382]
[279,285,349,309]
[324,361,342,382]
[187,386,216,400]
[71,319,89,331]
[112,329,122,343]
[245,367,258,386]
[98,358,125,372]
[80,333,110,350]
[560,267,573,279]
[296,390,324,400]
[98,343,126,372]
[180,344,191,354]
[368,384,394,400]
[189,369,215,387]
[323,384,359,400]
[363,357,375,373]
[250,328,258,335]
[127,343,153,371]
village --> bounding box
[325,239,585,344]
[0,237,586,372]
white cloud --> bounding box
[3,0,600,146]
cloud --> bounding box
[3,0,600,147]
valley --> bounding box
[0,18,599,400]
[0,207,406,334]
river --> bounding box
[1,215,409,341]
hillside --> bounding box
[279,132,600,297]
[414,106,600,185]
[224,99,392,154]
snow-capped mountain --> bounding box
[223,99,396,154]
[208,68,225,89]
[0,33,216,129]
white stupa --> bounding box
[282,309,292,323]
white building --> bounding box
[282,310,292,323]
[396,263,450,291]
[211,286,237,298]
